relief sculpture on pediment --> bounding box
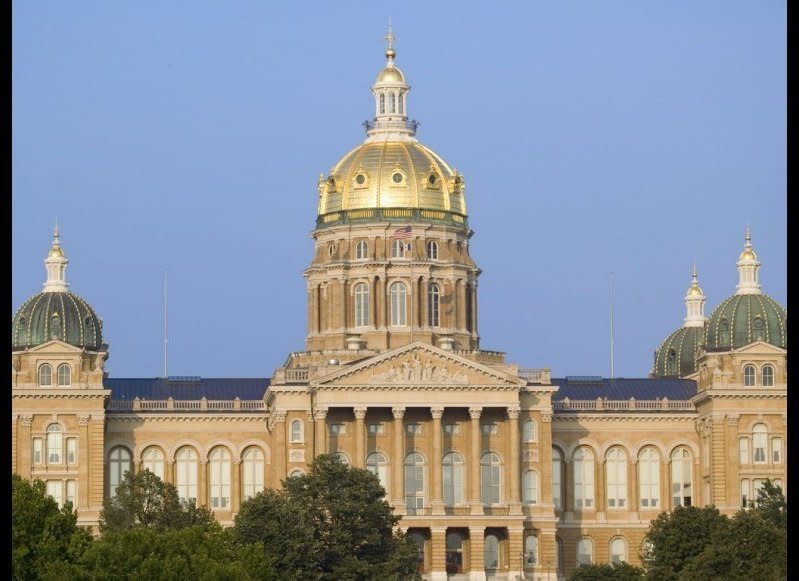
[370,353,469,384]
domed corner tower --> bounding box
[11,227,111,528]
[651,265,707,378]
[303,30,482,359]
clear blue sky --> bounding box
[12,1,786,379]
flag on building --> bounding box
[393,225,412,239]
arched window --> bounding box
[38,364,53,387]
[523,419,536,442]
[242,447,264,500]
[57,363,71,386]
[480,452,501,505]
[428,283,440,327]
[610,538,626,565]
[404,452,425,513]
[753,316,764,341]
[379,94,385,114]
[354,283,370,327]
[390,93,396,113]
[442,452,464,506]
[50,313,62,339]
[719,319,730,347]
[762,365,775,386]
[290,419,304,443]
[109,446,132,497]
[176,447,198,502]
[46,424,63,464]
[209,447,231,509]
[142,447,165,479]
[573,447,595,509]
[752,424,767,463]
[426,240,438,259]
[552,448,563,510]
[484,533,500,571]
[666,349,677,375]
[366,452,389,495]
[524,535,538,569]
[522,470,538,504]
[606,447,627,509]
[743,364,756,386]
[446,531,465,574]
[288,469,305,478]
[670,448,692,507]
[638,447,660,509]
[577,538,593,566]
[391,238,406,258]
[355,240,368,259]
[390,282,407,326]
[398,93,404,115]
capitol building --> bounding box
[11,33,786,580]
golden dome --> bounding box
[48,246,64,258]
[687,283,703,297]
[739,248,757,261]
[318,140,466,217]
[376,66,405,84]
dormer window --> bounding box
[50,313,62,340]
[39,363,53,387]
[719,319,730,347]
[753,317,764,341]
[392,172,404,184]
[17,317,26,346]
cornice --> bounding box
[553,413,697,423]
[13,390,110,400]
[106,413,268,423]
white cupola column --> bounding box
[42,224,69,293]
[735,225,762,295]
[683,264,706,327]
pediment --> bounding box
[311,342,526,389]
[24,340,84,355]
[732,341,786,356]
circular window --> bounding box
[355,174,366,185]
[454,176,462,185]
[428,174,437,185]
[392,172,403,184]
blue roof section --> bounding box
[105,377,269,400]
[551,377,697,400]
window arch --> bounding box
[175,447,198,502]
[426,240,438,259]
[57,363,71,386]
[404,452,426,513]
[142,447,165,480]
[366,451,389,494]
[379,94,385,114]
[242,447,264,500]
[355,240,368,259]
[762,365,775,386]
[523,419,536,443]
[522,470,538,504]
[606,447,627,509]
[390,282,408,326]
[442,452,464,506]
[752,424,767,464]
[38,363,53,387]
[610,538,626,565]
[354,283,370,327]
[484,533,500,571]
[577,538,593,566]
[428,283,440,327]
[109,446,132,497]
[46,424,63,464]
[638,447,660,509]
[288,469,305,478]
[290,419,304,443]
[480,452,502,505]
[719,319,730,347]
[552,448,563,510]
[753,316,764,341]
[573,447,595,509]
[670,448,692,507]
[743,364,756,386]
[666,349,677,375]
[398,93,404,115]
[209,447,231,509]
[524,535,538,569]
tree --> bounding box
[234,453,420,580]
[12,474,93,580]
[642,505,729,581]
[753,479,786,530]
[568,562,645,580]
[100,469,214,533]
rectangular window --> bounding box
[481,423,498,436]
[443,423,461,435]
[739,438,750,464]
[66,480,77,507]
[329,423,346,436]
[406,423,422,436]
[46,480,62,507]
[66,438,77,465]
[753,479,766,507]
[368,423,384,435]
[772,438,782,464]
[741,479,749,508]
[32,438,43,465]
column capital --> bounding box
[541,413,552,423]
[20,414,33,427]
[468,406,482,420]
[506,406,520,419]
[430,406,445,420]
[78,414,91,426]
[354,406,368,420]
[392,406,406,420]
[314,407,328,421]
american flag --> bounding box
[393,225,412,239]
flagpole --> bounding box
[409,231,414,344]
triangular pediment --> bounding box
[25,340,84,355]
[311,342,526,389]
[732,341,786,356]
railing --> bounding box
[518,368,551,384]
[317,207,469,230]
[107,397,266,413]
[554,397,694,413]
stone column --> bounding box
[392,407,406,513]
[563,458,573,517]
[231,458,241,513]
[631,458,639,514]
[471,281,479,338]
[597,457,606,516]
[198,459,209,508]
[88,415,105,512]
[431,406,445,514]
[314,407,328,456]
[430,527,448,581]
[469,526,486,580]
[421,277,429,328]
[456,280,466,331]
[469,407,483,514]
[508,527,524,580]
[507,406,522,514]
[354,406,367,468]
[340,279,348,333]
[272,412,287,488]
[17,415,33,478]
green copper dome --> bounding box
[705,294,786,351]
[652,325,703,377]
[12,291,103,351]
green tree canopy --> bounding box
[100,469,214,533]
[12,474,93,580]
[234,453,420,580]
[568,562,645,580]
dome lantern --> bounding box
[366,25,416,142]
[43,223,69,293]
[683,264,706,328]
[735,225,762,295]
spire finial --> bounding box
[384,21,396,64]
[43,226,69,292]
[745,223,752,246]
[691,262,697,281]
[684,263,706,327]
